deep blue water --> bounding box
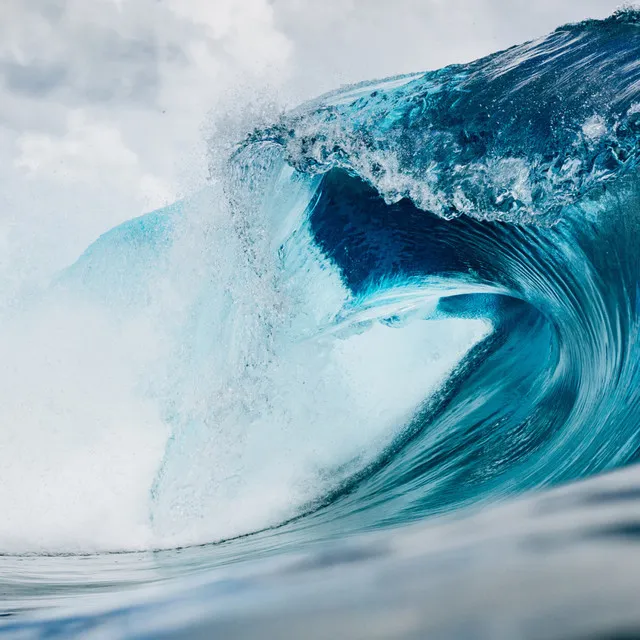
[4,10,640,639]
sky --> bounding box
[0,0,627,288]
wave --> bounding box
[6,8,640,640]
[1,7,640,568]
[0,9,637,555]
[141,8,640,545]
[235,8,640,534]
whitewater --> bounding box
[3,9,640,639]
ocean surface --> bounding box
[3,10,640,639]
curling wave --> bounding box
[3,9,640,555]
[5,10,640,638]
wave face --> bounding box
[239,8,640,528]
[5,9,640,639]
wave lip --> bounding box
[250,9,640,224]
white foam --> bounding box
[0,296,169,553]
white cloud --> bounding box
[16,110,139,181]
[15,110,175,212]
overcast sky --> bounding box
[0,0,626,288]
